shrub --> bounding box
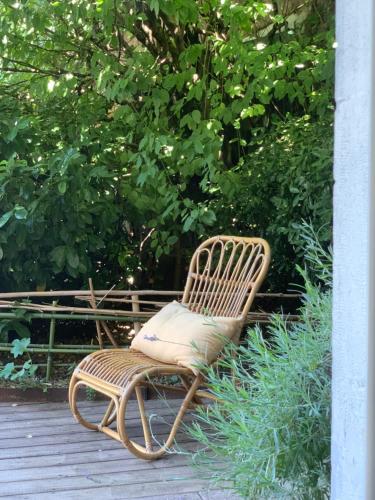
[0,152,122,290]
[227,116,333,288]
[189,233,332,498]
[0,1,334,291]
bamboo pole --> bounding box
[131,294,141,335]
[88,278,103,349]
[0,312,149,321]
[0,290,301,299]
[9,363,73,369]
[0,290,182,298]
[99,320,119,347]
[75,296,169,306]
[0,310,300,323]
[45,300,57,382]
[0,343,101,350]
[0,303,154,317]
[0,346,102,354]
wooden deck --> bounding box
[0,398,233,499]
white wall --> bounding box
[332,1,375,498]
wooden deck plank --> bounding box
[0,413,195,446]
[0,401,40,407]
[0,425,191,451]
[0,400,225,499]
[0,425,195,460]
[0,453,197,483]
[0,453,197,482]
[0,432,197,461]
[1,494,204,500]
[0,424,108,439]
[0,416,195,442]
[0,442,200,473]
[0,400,106,412]
[0,413,196,440]
[0,398,180,410]
[0,406,191,432]
[0,397,179,410]
[0,399,183,421]
[0,413,188,435]
[0,480,215,499]
[0,458,153,483]
[0,398,112,407]
[0,464,200,495]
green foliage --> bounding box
[0,308,32,342]
[189,233,332,498]
[0,0,334,290]
[0,150,120,289]
[222,116,333,286]
[0,338,38,380]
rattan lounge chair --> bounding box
[68,235,270,460]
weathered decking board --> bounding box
[0,399,234,499]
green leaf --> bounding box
[201,209,216,225]
[22,359,32,369]
[10,337,30,358]
[28,363,38,376]
[90,166,113,178]
[14,206,28,220]
[58,181,67,194]
[0,321,10,334]
[240,104,265,119]
[167,235,179,245]
[183,216,194,232]
[150,0,159,17]
[59,148,80,173]
[14,308,31,320]
[13,321,31,338]
[50,246,66,268]
[5,127,18,143]
[11,368,25,380]
[0,362,15,380]
[67,248,79,269]
[0,211,13,228]
[192,110,201,123]
[193,140,204,154]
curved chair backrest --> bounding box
[182,235,270,321]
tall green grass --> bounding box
[189,230,332,499]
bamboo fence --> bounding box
[0,288,300,382]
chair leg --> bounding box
[135,385,153,452]
[69,376,119,432]
[105,402,118,426]
[116,374,203,460]
[180,374,204,405]
[100,399,116,427]
[68,373,76,410]
[69,379,99,431]
[69,368,202,461]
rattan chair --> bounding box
[69,235,270,460]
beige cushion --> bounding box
[130,301,242,374]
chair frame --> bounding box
[69,235,271,460]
